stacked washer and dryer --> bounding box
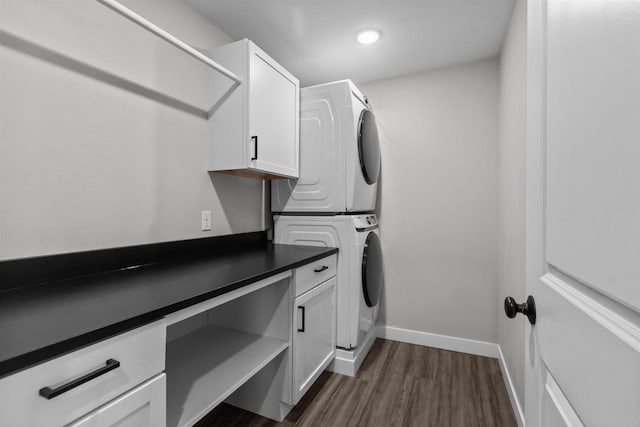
[272,80,384,376]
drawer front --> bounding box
[0,319,165,427]
[294,254,337,297]
[68,373,166,427]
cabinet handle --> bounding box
[250,135,258,161]
[39,359,121,400]
[297,306,305,332]
[314,265,328,273]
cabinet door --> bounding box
[293,277,336,403]
[248,43,299,178]
[69,374,166,427]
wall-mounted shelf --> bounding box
[96,0,241,118]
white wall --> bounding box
[0,0,264,260]
[498,0,526,410]
[360,58,500,343]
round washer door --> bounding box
[362,231,384,307]
[357,109,381,185]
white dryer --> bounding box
[274,214,384,354]
[272,80,381,214]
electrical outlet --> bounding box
[201,211,212,231]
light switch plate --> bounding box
[201,211,212,231]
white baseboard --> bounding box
[377,325,499,358]
[328,326,377,377]
[377,324,524,426]
[497,346,525,427]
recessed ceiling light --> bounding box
[357,29,381,45]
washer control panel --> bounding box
[354,214,378,230]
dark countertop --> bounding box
[0,243,337,378]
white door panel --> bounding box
[541,369,584,427]
[545,0,640,312]
[249,50,298,177]
[525,1,640,426]
[292,278,336,403]
[537,272,640,426]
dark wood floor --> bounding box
[196,339,517,427]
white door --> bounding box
[248,44,299,178]
[293,277,336,403]
[524,1,640,426]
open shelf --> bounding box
[166,324,289,427]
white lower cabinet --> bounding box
[68,373,166,427]
[292,276,336,403]
[2,257,339,426]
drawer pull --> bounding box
[39,359,121,400]
[314,265,329,273]
[297,306,306,332]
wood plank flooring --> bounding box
[196,339,517,427]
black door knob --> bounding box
[504,295,536,325]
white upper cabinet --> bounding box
[207,39,299,179]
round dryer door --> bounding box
[362,231,384,307]
[357,109,381,185]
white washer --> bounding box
[272,80,381,214]
[274,214,383,353]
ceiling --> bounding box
[189,0,515,87]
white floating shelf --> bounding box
[166,325,289,427]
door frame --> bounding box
[524,0,546,425]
